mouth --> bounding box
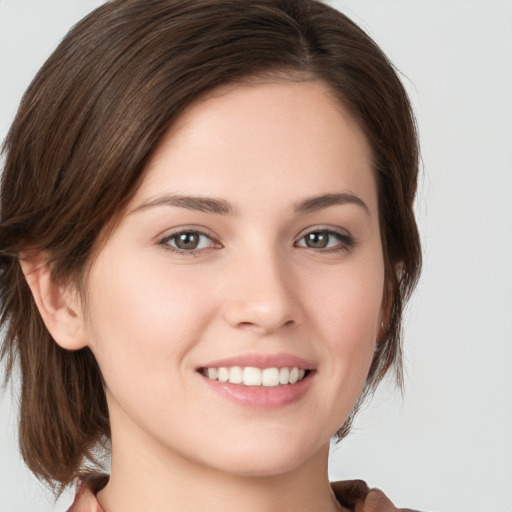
[197,354,316,408]
[199,366,310,387]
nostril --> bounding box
[234,318,296,333]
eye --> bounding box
[295,229,355,251]
[159,229,217,253]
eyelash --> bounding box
[158,229,218,255]
[295,228,356,252]
[158,228,356,255]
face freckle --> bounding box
[81,79,385,478]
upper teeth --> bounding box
[203,366,307,387]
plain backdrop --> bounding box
[1,1,511,511]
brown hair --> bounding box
[0,0,421,492]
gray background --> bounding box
[1,1,511,511]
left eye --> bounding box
[162,231,214,251]
[295,230,350,250]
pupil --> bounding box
[306,232,328,248]
[176,233,199,250]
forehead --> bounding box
[134,79,376,214]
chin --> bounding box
[197,432,327,478]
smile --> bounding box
[200,366,308,387]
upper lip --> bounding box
[198,353,316,370]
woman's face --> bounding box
[82,79,385,476]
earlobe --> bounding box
[19,252,88,351]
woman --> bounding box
[0,1,421,510]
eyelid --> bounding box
[156,224,356,256]
[294,226,356,251]
[157,226,222,254]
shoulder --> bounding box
[331,479,422,512]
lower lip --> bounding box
[199,372,314,409]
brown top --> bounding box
[67,473,421,512]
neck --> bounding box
[98,417,341,512]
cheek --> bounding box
[322,291,381,387]
[302,254,384,392]
[83,254,217,390]
[308,261,384,346]
[330,287,382,347]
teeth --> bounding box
[261,368,280,387]
[229,366,243,384]
[217,367,229,383]
[243,367,261,386]
[203,366,308,387]
[289,367,299,384]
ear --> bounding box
[19,252,88,351]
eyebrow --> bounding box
[133,192,369,216]
[133,195,235,215]
[293,193,370,215]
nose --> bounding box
[222,248,302,335]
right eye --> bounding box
[159,230,217,253]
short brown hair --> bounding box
[0,0,421,492]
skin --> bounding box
[25,79,385,512]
